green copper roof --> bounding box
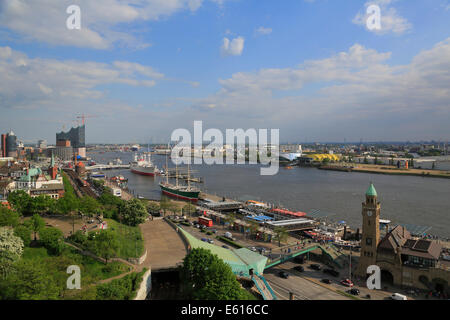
[366,183,377,197]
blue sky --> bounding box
[0,0,449,144]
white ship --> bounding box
[130,153,157,176]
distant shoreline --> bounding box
[318,164,450,179]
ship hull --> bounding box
[159,183,199,202]
[130,164,155,177]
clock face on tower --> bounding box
[367,211,373,217]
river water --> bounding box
[88,151,450,238]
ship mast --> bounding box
[187,162,191,191]
[165,151,169,184]
[176,160,179,187]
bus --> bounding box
[198,216,213,228]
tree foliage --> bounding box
[0,227,24,278]
[180,248,253,300]
[274,227,289,247]
[183,203,196,217]
[119,199,148,226]
[25,214,45,241]
[0,259,60,300]
[0,206,20,227]
[93,229,119,264]
[39,227,65,255]
[14,225,32,247]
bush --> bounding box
[206,231,212,236]
[39,227,65,255]
[0,207,20,227]
[216,236,243,249]
[14,225,32,247]
[68,230,88,247]
[96,269,147,300]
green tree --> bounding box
[247,220,260,238]
[7,190,30,215]
[147,202,160,216]
[0,206,20,227]
[93,229,119,264]
[224,213,236,230]
[57,192,79,215]
[274,227,289,247]
[119,199,148,226]
[183,203,196,217]
[0,259,60,300]
[32,195,53,214]
[0,227,24,279]
[39,227,65,255]
[28,214,46,241]
[159,197,171,217]
[79,196,100,217]
[14,225,32,247]
[180,248,253,300]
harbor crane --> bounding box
[76,114,98,126]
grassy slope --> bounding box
[105,219,145,259]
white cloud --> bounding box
[221,37,245,56]
[0,46,164,108]
[353,0,412,35]
[0,0,228,49]
[190,38,450,140]
[256,27,272,35]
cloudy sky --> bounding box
[0,0,449,144]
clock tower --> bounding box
[355,183,381,278]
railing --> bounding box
[255,273,277,300]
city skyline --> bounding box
[1,0,450,143]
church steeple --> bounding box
[48,151,57,180]
[50,151,55,167]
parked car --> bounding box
[321,279,331,284]
[391,293,408,300]
[250,247,257,252]
[293,266,304,272]
[207,239,214,244]
[201,238,208,242]
[340,279,354,287]
[278,271,289,279]
[323,268,340,277]
[222,245,230,249]
[348,288,360,296]
[310,264,322,271]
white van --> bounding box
[391,293,408,300]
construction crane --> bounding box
[76,114,98,126]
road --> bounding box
[264,264,350,300]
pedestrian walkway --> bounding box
[139,219,187,271]
[252,273,277,300]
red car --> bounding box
[340,279,354,287]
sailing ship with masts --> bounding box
[159,149,200,202]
